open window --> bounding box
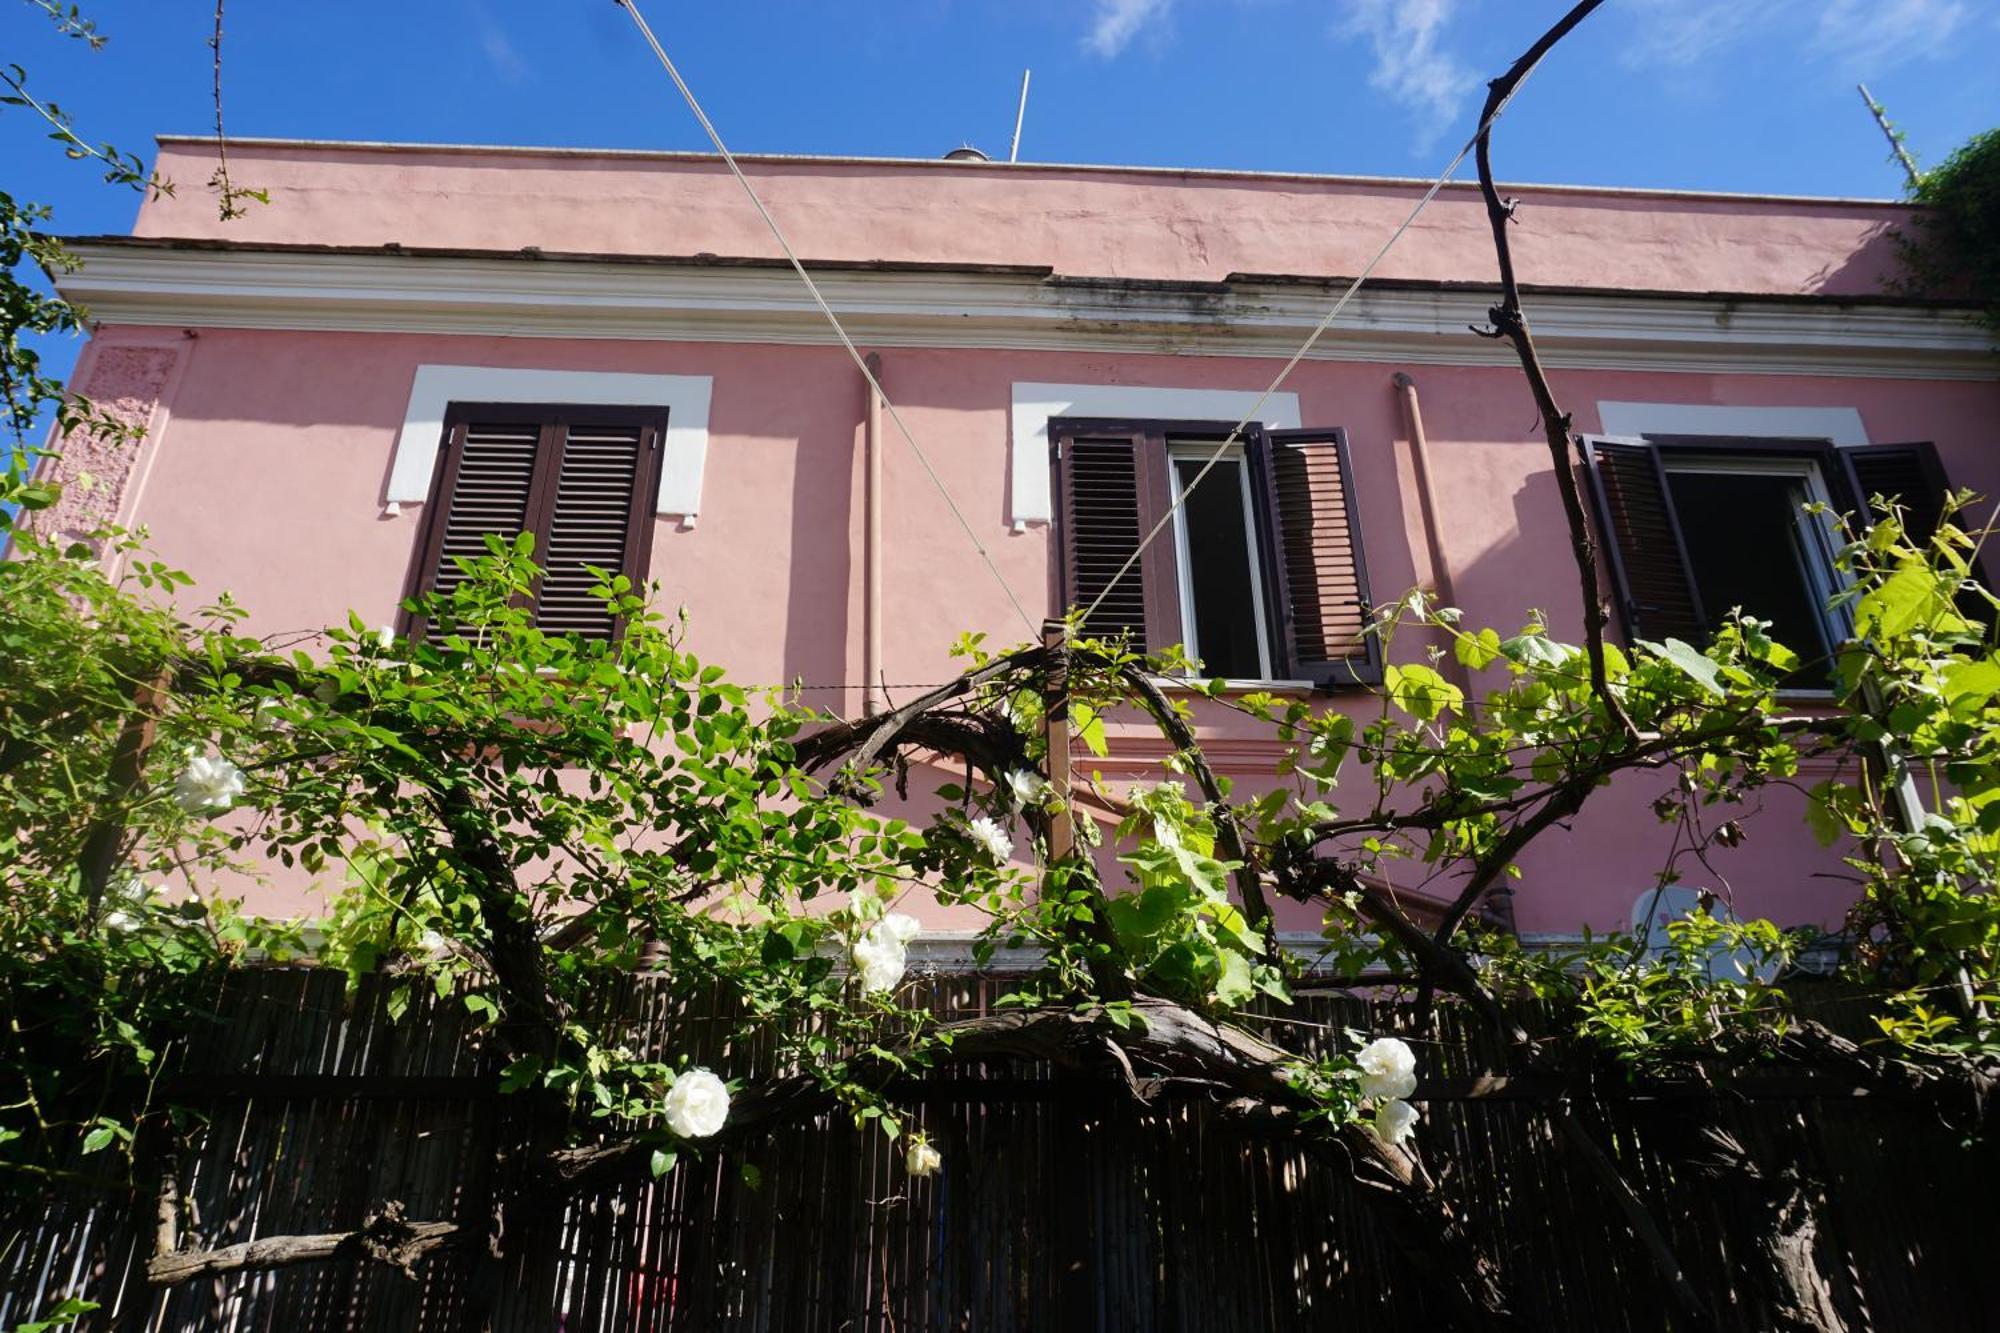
[402,402,667,643]
[1050,418,1379,686]
[1580,435,1967,684]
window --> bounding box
[403,403,667,642]
[1581,436,1963,682]
[1050,418,1378,686]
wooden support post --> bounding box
[1042,620,1074,865]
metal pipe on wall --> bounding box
[1393,371,1473,697]
[862,353,885,716]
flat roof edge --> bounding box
[148,134,1913,210]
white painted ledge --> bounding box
[1596,401,1869,446]
[1009,382,1303,526]
[388,365,714,516]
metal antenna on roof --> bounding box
[1856,84,1923,191]
[1009,69,1031,163]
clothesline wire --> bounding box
[1078,62,1559,631]
[613,0,1038,637]
[614,0,1562,657]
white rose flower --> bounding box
[968,816,1014,865]
[419,930,448,955]
[374,625,396,650]
[905,1137,942,1177]
[1355,1036,1418,1102]
[115,876,152,905]
[1372,1098,1420,1147]
[1005,769,1051,809]
[174,754,246,815]
[851,913,922,994]
[662,1068,730,1139]
[104,910,141,934]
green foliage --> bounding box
[1898,127,2000,337]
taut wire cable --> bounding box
[613,0,1037,635]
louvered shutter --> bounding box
[533,420,660,641]
[1050,424,1180,650]
[1833,440,1988,621]
[1832,442,1952,547]
[1578,436,1708,645]
[1258,428,1379,686]
[405,407,664,643]
[406,419,544,641]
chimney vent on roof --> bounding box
[943,144,991,162]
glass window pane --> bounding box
[1174,456,1263,679]
[1665,469,1834,684]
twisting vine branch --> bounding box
[1469,0,1633,740]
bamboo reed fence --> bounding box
[2,968,1993,1332]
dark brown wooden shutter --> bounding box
[1050,424,1180,650]
[1578,436,1707,644]
[404,419,544,641]
[1259,428,1379,686]
[1833,440,1988,621]
[404,406,664,644]
[1833,442,1952,546]
[533,421,661,641]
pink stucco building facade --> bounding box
[43,135,2000,939]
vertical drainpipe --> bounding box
[1392,371,1472,687]
[863,354,885,716]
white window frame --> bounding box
[1166,439,1275,683]
[1656,450,1855,661]
[388,365,714,519]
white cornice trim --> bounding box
[390,365,713,514]
[58,245,1998,383]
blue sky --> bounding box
[5,0,1998,388]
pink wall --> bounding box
[71,315,2000,934]
[133,139,1911,298]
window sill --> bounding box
[1150,676,1319,696]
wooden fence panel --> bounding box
[3,969,1995,1332]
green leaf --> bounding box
[649,1148,677,1178]
[80,1125,115,1154]
[1070,702,1108,757]
[1805,780,1844,848]
[14,1299,100,1333]
[1641,638,1724,697]
[1384,663,1461,720]
[1213,946,1256,1006]
[1942,658,2000,706]
[1454,628,1502,671]
[1856,561,1937,638]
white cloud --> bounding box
[1335,0,1477,153]
[467,1,530,84]
[1810,0,1969,71]
[1618,0,1969,75]
[1619,0,1762,69]
[1085,0,1174,59]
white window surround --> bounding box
[1009,382,1301,527]
[387,366,714,517]
[1595,401,1869,447]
